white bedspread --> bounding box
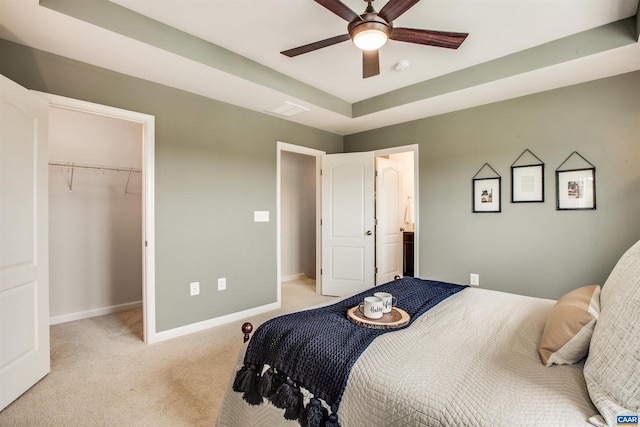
[216,287,596,426]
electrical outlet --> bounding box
[470,273,480,286]
[190,281,200,296]
[218,277,226,291]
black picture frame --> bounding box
[555,151,596,211]
[512,165,545,203]
[511,149,544,203]
[473,177,501,213]
[472,163,501,213]
[556,168,596,210]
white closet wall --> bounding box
[281,151,316,281]
[48,107,143,323]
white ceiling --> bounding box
[1,0,639,135]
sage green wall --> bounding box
[0,38,343,332]
[3,37,639,326]
[345,71,640,300]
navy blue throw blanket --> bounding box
[233,278,465,427]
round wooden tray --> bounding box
[346,306,410,329]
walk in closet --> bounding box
[48,106,143,324]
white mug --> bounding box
[358,296,384,319]
[373,292,397,313]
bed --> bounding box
[216,240,640,427]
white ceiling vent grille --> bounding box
[267,101,310,117]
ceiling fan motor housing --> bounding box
[348,13,391,50]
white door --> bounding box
[321,152,375,296]
[375,157,403,284]
[0,75,50,410]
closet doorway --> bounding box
[43,94,156,344]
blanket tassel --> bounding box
[325,405,340,427]
[270,378,304,420]
[258,367,279,397]
[232,364,262,405]
[299,398,328,427]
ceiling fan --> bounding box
[281,0,468,79]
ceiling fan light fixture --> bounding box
[280,0,468,79]
[351,21,389,51]
[353,29,387,50]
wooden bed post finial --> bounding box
[242,322,253,343]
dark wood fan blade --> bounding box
[314,0,362,22]
[281,34,351,57]
[363,49,380,79]
[378,0,421,23]
[390,28,468,49]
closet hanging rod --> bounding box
[48,161,142,174]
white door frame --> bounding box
[276,142,419,298]
[276,141,325,299]
[373,144,419,279]
[37,93,157,344]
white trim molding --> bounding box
[153,303,280,343]
[50,301,142,325]
[276,141,326,300]
[35,92,158,344]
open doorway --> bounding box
[280,151,316,285]
[41,93,156,344]
[375,150,416,284]
[277,142,325,303]
[277,142,418,299]
[48,106,144,340]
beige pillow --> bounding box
[538,284,601,366]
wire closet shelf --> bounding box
[48,161,142,194]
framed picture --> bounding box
[555,151,596,211]
[510,149,544,203]
[556,168,596,210]
[473,177,501,213]
[512,164,544,202]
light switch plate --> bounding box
[254,211,269,222]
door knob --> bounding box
[366,230,372,235]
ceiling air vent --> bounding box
[267,101,310,117]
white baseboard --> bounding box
[150,302,281,344]
[49,301,143,325]
[281,273,305,282]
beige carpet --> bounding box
[0,278,334,427]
